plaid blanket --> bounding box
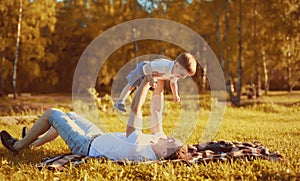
[35,141,284,171]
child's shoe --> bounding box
[114,101,126,112]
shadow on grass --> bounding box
[238,99,300,107]
[0,147,63,166]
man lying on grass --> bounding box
[1,77,189,161]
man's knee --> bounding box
[46,108,65,125]
[45,108,62,117]
[46,108,56,113]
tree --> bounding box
[226,0,243,105]
[236,0,243,104]
[12,0,23,99]
[282,0,300,91]
[0,0,21,95]
[18,0,57,93]
[1,0,299,95]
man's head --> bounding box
[173,53,197,78]
[165,144,190,160]
[153,137,190,160]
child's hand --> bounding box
[174,95,180,102]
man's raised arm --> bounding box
[126,77,151,137]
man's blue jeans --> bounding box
[48,109,103,155]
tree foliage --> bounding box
[0,0,299,96]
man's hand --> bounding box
[150,71,164,89]
[150,79,157,89]
[174,95,180,102]
[145,75,157,89]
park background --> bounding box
[0,0,299,104]
[0,0,300,180]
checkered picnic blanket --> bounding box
[35,141,284,171]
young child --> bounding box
[114,52,197,112]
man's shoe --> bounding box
[22,126,28,138]
[0,130,18,154]
[114,102,126,113]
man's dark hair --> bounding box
[164,145,190,160]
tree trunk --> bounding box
[12,0,23,100]
[215,10,224,69]
[236,0,243,105]
[202,64,207,91]
[132,28,138,57]
[1,5,6,96]
[287,42,292,92]
[201,45,207,91]
[227,73,236,104]
[257,74,261,96]
[287,59,292,92]
[253,0,261,98]
[225,1,231,95]
[262,50,269,95]
[1,54,4,93]
[223,0,243,106]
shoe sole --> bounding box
[113,105,126,113]
[0,131,18,154]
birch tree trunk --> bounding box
[12,0,23,99]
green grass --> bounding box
[0,92,300,180]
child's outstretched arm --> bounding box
[170,80,180,102]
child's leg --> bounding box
[150,80,166,138]
[115,84,136,112]
[118,84,134,103]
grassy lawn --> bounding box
[0,91,299,180]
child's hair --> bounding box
[175,53,197,75]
